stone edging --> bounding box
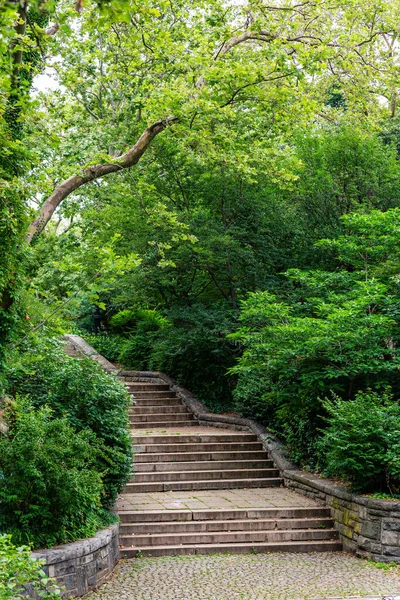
[64,334,400,564]
[30,524,119,598]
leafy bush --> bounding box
[231,210,400,467]
[88,305,237,411]
[6,337,132,508]
[0,534,61,599]
[150,305,237,412]
[319,389,400,492]
[119,333,155,370]
[109,309,137,333]
[110,308,169,335]
[0,401,111,549]
[84,332,123,363]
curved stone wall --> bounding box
[30,524,119,598]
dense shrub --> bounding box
[150,305,237,412]
[0,534,61,599]
[84,332,123,363]
[6,337,132,507]
[231,210,400,467]
[119,333,155,370]
[0,401,111,549]
[319,389,400,492]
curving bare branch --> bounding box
[27,117,179,242]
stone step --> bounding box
[132,433,257,444]
[132,420,199,429]
[120,516,334,535]
[133,442,263,453]
[135,459,274,472]
[121,527,338,548]
[134,450,269,463]
[121,539,342,558]
[131,468,279,484]
[121,377,161,383]
[129,405,189,415]
[118,507,332,523]
[129,391,177,399]
[126,383,170,391]
[131,413,194,423]
[123,477,283,493]
[133,398,182,407]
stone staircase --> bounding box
[118,376,341,557]
[128,382,197,428]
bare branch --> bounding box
[27,117,179,242]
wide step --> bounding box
[120,516,334,535]
[131,413,194,423]
[129,391,177,398]
[135,459,274,472]
[133,398,182,407]
[130,405,189,415]
[132,433,257,444]
[121,540,342,558]
[133,442,263,453]
[132,420,198,429]
[131,468,280,483]
[118,507,332,523]
[134,450,269,463]
[124,477,283,492]
[121,527,338,547]
[126,383,170,391]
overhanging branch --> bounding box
[27,117,179,242]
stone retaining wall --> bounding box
[63,334,400,563]
[30,524,120,598]
[280,468,400,562]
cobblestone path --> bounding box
[88,553,400,600]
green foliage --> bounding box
[109,309,138,333]
[84,332,123,362]
[149,305,237,412]
[0,534,61,599]
[88,304,236,412]
[6,336,132,508]
[0,400,111,549]
[119,334,155,371]
[231,209,400,469]
[319,389,400,493]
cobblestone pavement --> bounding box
[88,553,400,600]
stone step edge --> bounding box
[124,478,283,491]
[134,460,274,471]
[120,527,338,542]
[131,468,279,479]
[131,433,257,441]
[134,451,269,461]
[131,421,198,427]
[118,507,332,522]
[119,517,334,530]
[120,540,343,557]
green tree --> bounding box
[231,209,400,465]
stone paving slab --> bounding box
[87,553,400,600]
[117,487,321,512]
